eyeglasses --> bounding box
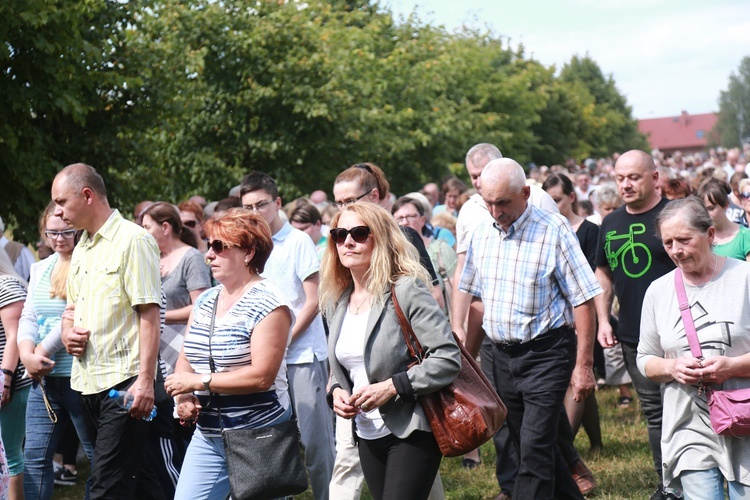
[45,229,76,239]
[205,239,233,254]
[740,192,750,200]
[330,226,371,244]
[242,199,274,212]
[182,220,197,228]
[395,214,420,224]
[334,191,371,209]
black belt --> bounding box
[494,325,573,352]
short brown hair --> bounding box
[203,208,273,274]
[178,200,204,222]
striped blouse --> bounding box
[0,275,31,391]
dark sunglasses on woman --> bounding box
[330,226,371,244]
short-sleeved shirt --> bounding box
[460,204,601,343]
[67,210,161,395]
[262,222,327,365]
[0,275,30,391]
[713,225,750,261]
[594,199,675,344]
[160,247,212,375]
[183,281,294,437]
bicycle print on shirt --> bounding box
[603,223,653,278]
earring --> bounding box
[244,258,250,266]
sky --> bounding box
[383,0,750,119]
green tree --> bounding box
[713,56,750,148]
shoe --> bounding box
[617,396,632,408]
[461,457,481,469]
[570,459,597,496]
[493,491,512,500]
[54,468,77,486]
[649,486,664,500]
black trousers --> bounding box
[358,430,442,500]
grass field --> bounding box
[55,386,657,499]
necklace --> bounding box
[220,276,260,311]
[350,293,370,315]
[709,254,719,283]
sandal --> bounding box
[617,396,632,408]
[462,457,481,469]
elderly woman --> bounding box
[0,248,29,500]
[165,209,294,499]
[698,179,750,261]
[638,197,750,499]
[141,202,211,376]
[321,202,460,500]
[17,203,93,499]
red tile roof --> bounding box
[638,112,717,152]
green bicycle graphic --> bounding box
[604,223,653,278]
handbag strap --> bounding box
[207,290,222,430]
[390,284,424,364]
[674,269,703,359]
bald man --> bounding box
[459,159,601,499]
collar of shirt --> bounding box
[80,210,121,248]
[272,221,292,243]
[492,203,532,239]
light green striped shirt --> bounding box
[68,210,161,395]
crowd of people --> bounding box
[0,141,748,500]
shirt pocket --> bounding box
[96,263,122,299]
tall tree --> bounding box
[713,56,750,148]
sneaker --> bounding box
[617,396,632,408]
[54,468,78,486]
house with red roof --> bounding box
[638,111,717,155]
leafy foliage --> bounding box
[712,56,750,148]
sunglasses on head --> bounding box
[330,226,371,244]
[205,239,233,254]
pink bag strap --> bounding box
[674,269,703,359]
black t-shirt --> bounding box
[576,219,599,272]
[400,226,439,285]
[595,198,675,343]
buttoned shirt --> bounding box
[67,210,161,394]
[459,203,601,344]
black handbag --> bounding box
[206,292,308,499]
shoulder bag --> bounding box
[205,293,308,499]
[391,285,507,457]
[675,269,750,437]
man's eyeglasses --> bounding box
[242,200,274,212]
[740,192,750,200]
[334,191,371,209]
[182,220,197,228]
[330,226,371,244]
[45,229,76,239]
[395,214,420,224]
[205,239,233,254]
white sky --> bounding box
[384,0,750,119]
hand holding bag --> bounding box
[206,293,309,499]
[391,285,507,457]
[675,269,750,437]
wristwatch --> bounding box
[202,374,212,392]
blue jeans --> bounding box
[681,468,747,500]
[24,377,95,500]
[175,405,292,500]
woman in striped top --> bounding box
[17,202,94,500]
[0,243,29,500]
[165,209,294,500]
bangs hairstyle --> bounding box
[696,178,731,209]
[333,163,389,202]
[141,202,198,248]
[203,208,274,274]
[319,203,430,316]
[656,196,712,239]
[177,200,204,222]
[38,201,73,299]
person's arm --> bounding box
[1,300,24,406]
[570,299,596,402]
[128,302,160,419]
[451,252,471,340]
[165,288,207,324]
[291,273,320,342]
[594,266,617,348]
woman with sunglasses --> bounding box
[321,202,460,500]
[165,209,294,499]
[698,180,750,261]
[141,202,211,376]
[736,178,750,230]
[17,202,94,500]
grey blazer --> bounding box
[328,276,461,439]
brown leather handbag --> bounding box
[391,285,507,457]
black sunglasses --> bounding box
[330,226,371,244]
[183,220,197,228]
[741,191,750,200]
[205,239,233,254]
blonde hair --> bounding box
[319,202,430,316]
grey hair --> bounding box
[592,183,622,209]
[481,158,526,193]
[465,143,503,169]
[0,247,26,285]
[655,196,712,238]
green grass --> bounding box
[54,386,656,499]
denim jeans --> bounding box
[492,327,583,500]
[24,377,94,500]
[621,341,663,479]
[680,468,747,500]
